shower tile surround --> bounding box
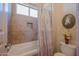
[8,4,38,44]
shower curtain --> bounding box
[38,4,53,56]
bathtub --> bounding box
[7,40,39,56]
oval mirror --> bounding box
[62,14,76,29]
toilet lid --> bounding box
[54,53,65,56]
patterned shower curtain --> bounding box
[38,4,53,56]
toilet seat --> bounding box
[54,52,65,56]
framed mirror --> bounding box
[62,14,76,29]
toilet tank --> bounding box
[60,42,76,56]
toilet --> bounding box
[54,41,76,56]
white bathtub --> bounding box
[7,40,39,56]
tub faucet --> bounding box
[5,43,11,52]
